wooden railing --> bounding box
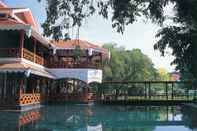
[22,48,34,62]
[22,48,44,66]
[0,48,20,57]
[18,93,40,105]
[48,60,102,69]
[35,54,44,65]
[0,48,45,66]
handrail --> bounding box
[35,54,44,65]
[23,48,34,62]
[48,60,102,69]
[22,48,44,65]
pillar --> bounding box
[171,83,174,100]
[144,82,147,99]
[148,82,151,99]
[3,72,7,98]
[19,78,24,96]
[165,82,168,100]
[100,53,102,68]
[19,30,25,58]
[33,39,37,63]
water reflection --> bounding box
[0,105,196,131]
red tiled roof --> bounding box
[51,39,108,54]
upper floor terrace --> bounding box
[0,28,108,69]
[0,2,109,83]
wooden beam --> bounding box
[19,30,25,58]
[165,82,168,100]
[144,83,147,99]
[33,38,37,63]
[19,78,24,96]
[171,83,174,100]
[148,82,151,99]
[3,72,7,98]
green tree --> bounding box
[102,43,158,81]
[39,0,197,82]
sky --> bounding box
[4,0,176,72]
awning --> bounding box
[0,23,32,37]
[0,62,56,79]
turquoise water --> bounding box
[0,104,196,131]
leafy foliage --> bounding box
[38,0,171,39]
[154,0,197,81]
[102,43,159,81]
[39,0,197,81]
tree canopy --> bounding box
[39,0,197,81]
[102,43,160,81]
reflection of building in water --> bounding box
[0,109,40,131]
[18,110,40,127]
[0,106,194,131]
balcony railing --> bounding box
[35,53,44,65]
[0,48,45,66]
[0,48,102,68]
[22,48,34,62]
[48,60,102,69]
[23,48,44,65]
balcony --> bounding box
[48,60,102,69]
[0,48,45,66]
[22,48,44,65]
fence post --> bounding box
[148,82,151,100]
[165,82,168,100]
[171,83,174,100]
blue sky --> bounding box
[4,0,175,71]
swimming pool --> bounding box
[0,104,196,131]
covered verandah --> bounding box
[0,62,55,110]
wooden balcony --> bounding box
[22,48,44,65]
[48,60,102,69]
[0,48,45,66]
[22,48,34,62]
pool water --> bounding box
[0,104,196,131]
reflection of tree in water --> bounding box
[16,105,184,131]
[181,106,197,130]
[87,106,178,131]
